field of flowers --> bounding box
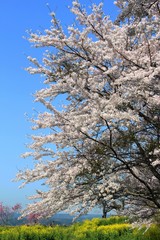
[0,216,159,240]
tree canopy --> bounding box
[16,0,160,221]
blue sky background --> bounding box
[0,0,118,209]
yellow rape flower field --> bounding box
[0,216,160,240]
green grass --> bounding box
[0,216,159,240]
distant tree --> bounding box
[0,202,21,225]
[27,213,40,224]
[12,203,22,212]
[16,0,160,221]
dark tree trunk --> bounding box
[102,204,107,218]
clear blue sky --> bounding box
[0,0,118,208]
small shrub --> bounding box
[91,216,129,226]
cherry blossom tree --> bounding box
[115,0,160,24]
[113,0,160,220]
[16,0,160,221]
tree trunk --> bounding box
[102,204,107,218]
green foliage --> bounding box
[0,217,159,240]
[133,224,160,240]
[153,211,160,224]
